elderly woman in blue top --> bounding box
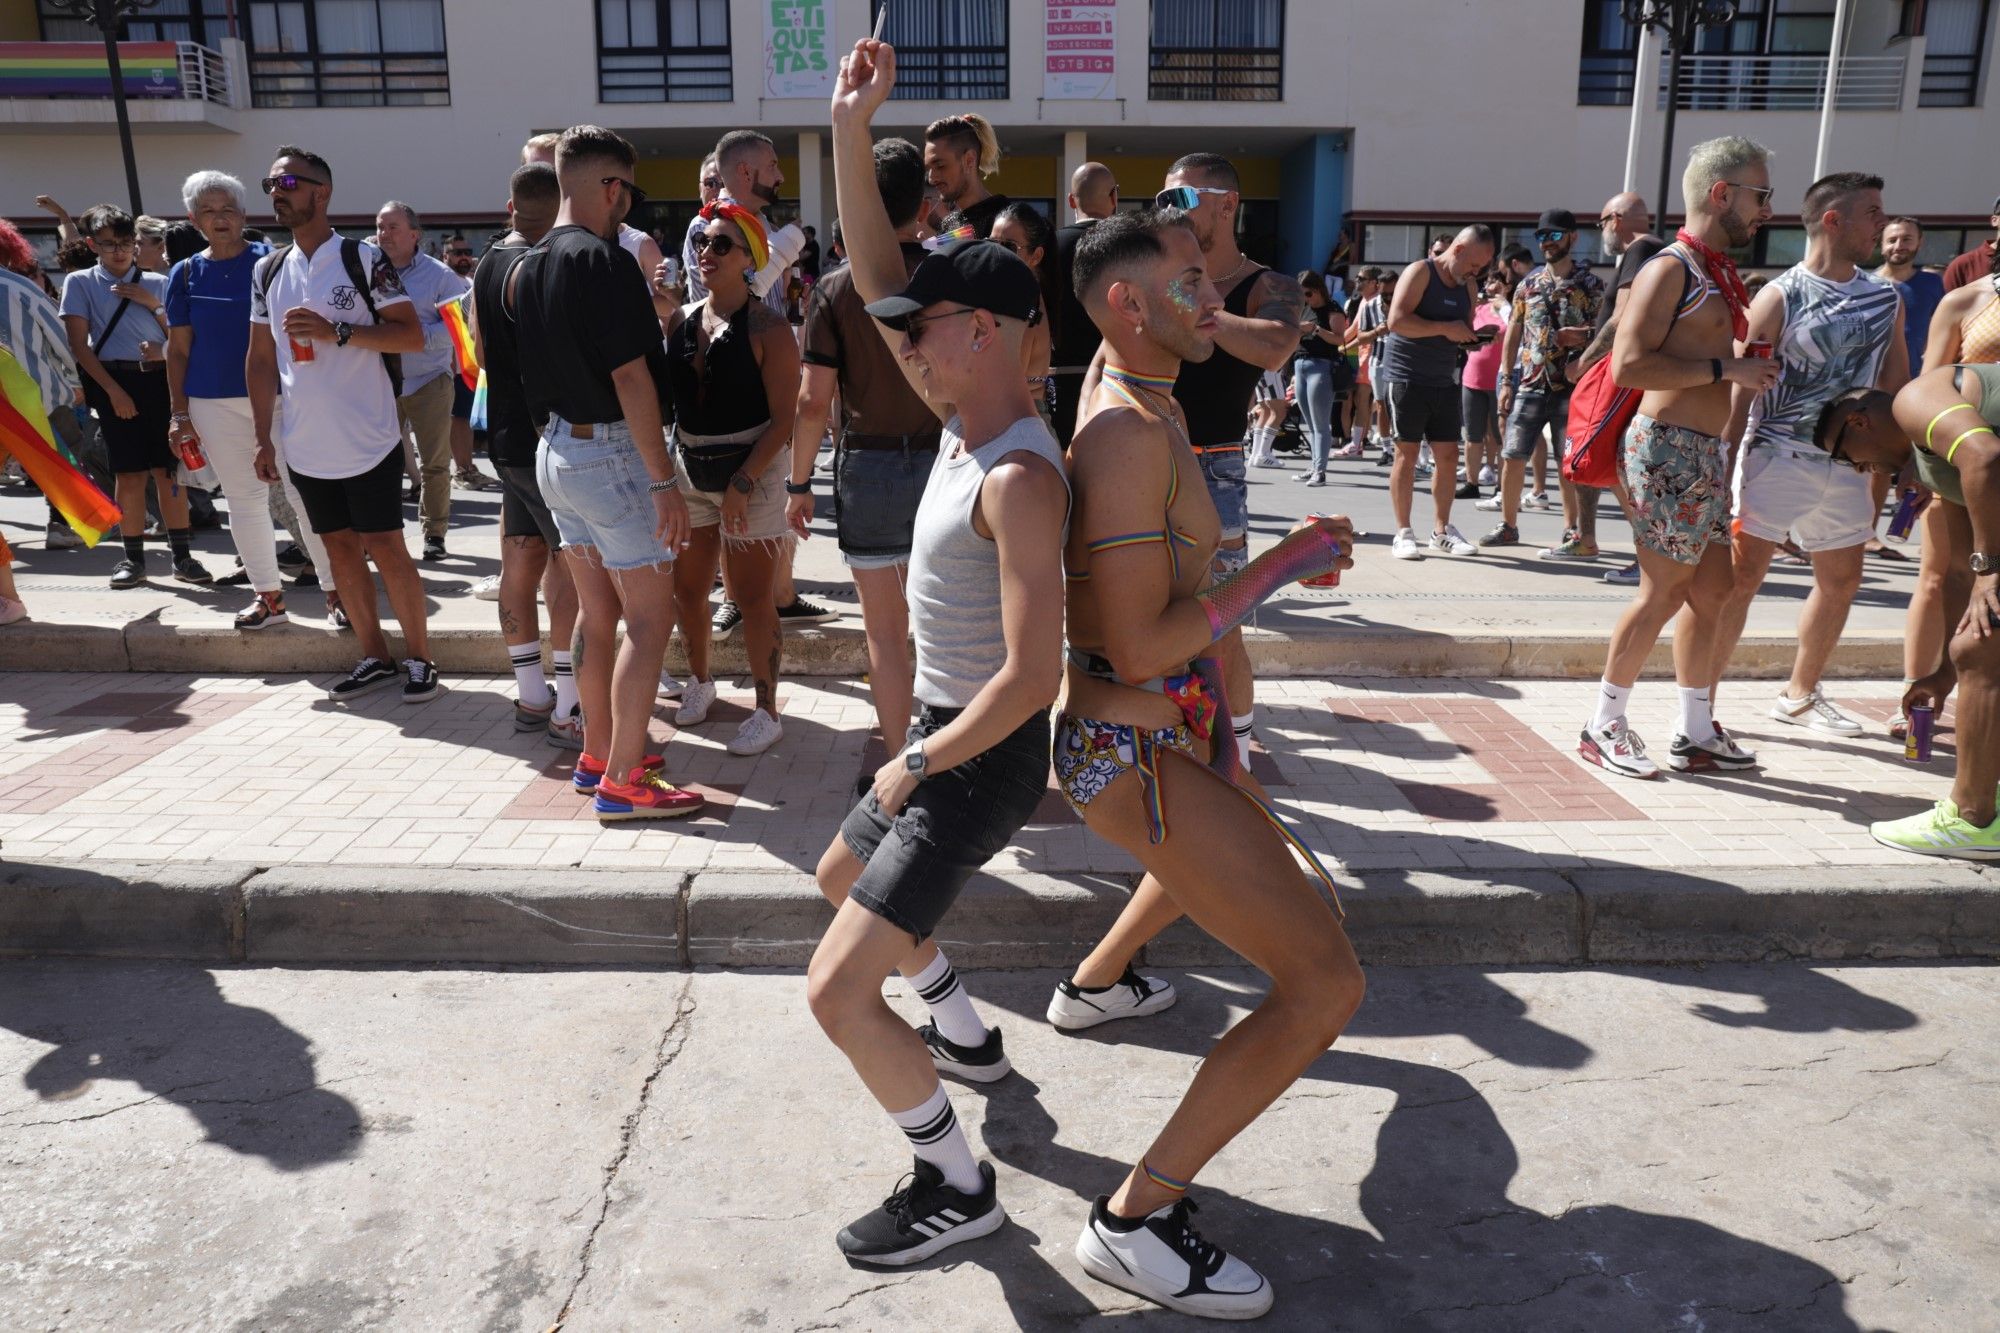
[165,170,336,630]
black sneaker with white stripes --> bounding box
[916,1022,1012,1084]
[1047,965,1178,1031]
[836,1158,1004,1267]
[1076,1195,1273,1320]
[326,657,397,702]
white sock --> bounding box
[890,1083,982,1193]
[1233,710,1255,768]
[906,950,987,1049]
[1350,425,1364,447]
[552,649,578,717]
[508,641,548,703]
[1678,684,1718,744]
[1592,678,1632,733]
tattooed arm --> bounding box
[1210,268,1306,372]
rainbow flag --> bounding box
[0,41,182,99]
[0,347,121,547]
[439,292,479,391]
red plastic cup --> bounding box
[289,334,315,363]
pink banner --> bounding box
[1043,2,1114,100]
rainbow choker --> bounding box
[1104,364,1177,393]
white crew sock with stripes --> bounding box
[552,649,579,718]
[1233,709,1256,769]
[508,641,549,704]
[890,1083,982,1192]
[907,950,987,1049]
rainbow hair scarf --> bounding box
[700,201,769,273]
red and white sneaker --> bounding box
[572,750,666,793]
[594,768,704,821]
[1667,725,1757,772]
[1578,719,1659,779]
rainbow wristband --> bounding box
[1141,1158,1191,1193]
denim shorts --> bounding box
[841,707,1051,943]
[836,443,938,570]
[535,415,676,571]
[1195,446,1248,542]
[1503,388,1571,462]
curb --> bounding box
[3,858,1991,969]
[0,620,1905,680]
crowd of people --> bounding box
[1,30,1997,1318]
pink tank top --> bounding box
[1461,302,1508,392]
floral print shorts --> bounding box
[1622,415,1732,565]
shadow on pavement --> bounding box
[0,961,362,1171]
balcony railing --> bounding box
[887,43,1008,100]
[0,40,231,106]
[1653,52,1907,112]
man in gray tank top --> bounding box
[808,38,1073,1271]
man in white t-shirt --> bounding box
[245,145,433,704]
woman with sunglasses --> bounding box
[990,202,1057,431]
[662,202,803,757]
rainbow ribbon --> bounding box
[438,293,479,391]
[922,224,978,252]
[0,347,120,547]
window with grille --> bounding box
[37,0,235,46]
[245,0,449,108]
[870,0,1007,100]
[1911,0,1992,106]
[1149,0,1283,101]
[598,0,732,103]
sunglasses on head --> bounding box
[602,176,647,207]
[261,173,324,194]
[1534,229,1569,244]
[1154,185,1232,212]
[691,232,743,257]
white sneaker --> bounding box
[674,679,717,726]
[725,706,783,756]
[1478,465,1497,486]
[1391,528,1423,560]
[657,671,685,700]
[1769,687,1863,736]
[1430,524,1478,556]
[1521,491,1555,511]
[1474,494,1505,512]
[471,574,501,602]
[1047,967,1177,1031]
[1076,1197,1273,1320]
[1578,718,1659,779]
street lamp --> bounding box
[1622,0,1740,236]
[44,0,161,217]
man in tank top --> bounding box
[812,37,1072,1272]
[1704,172,1908,740]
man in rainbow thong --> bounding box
[1050,208,1366,1320]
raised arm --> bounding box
[1210,269,1304,372]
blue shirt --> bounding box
[164,242,269,401]
[391,252,469,392]
[1893,269,1946,374]
[58,262,168,363]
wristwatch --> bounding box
[784,479,813,496]
[729,471,755,495]
[903,740,928,778]
[1972,552,1996,575]
[334,321,354,347]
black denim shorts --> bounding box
[834,442,937,569]
[1387,381,1461,445]
[841,706,1051,942]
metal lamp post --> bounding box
[45,0,161,217]
[1622,0,1740,236]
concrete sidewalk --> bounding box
[2,671,1990,967]
[0,449,1917,677]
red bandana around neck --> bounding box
[1675,228,1751,341]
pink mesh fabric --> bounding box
[1197,525,1344,639]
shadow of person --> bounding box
[0,961,361,1172]
[1601,963,1920,1037]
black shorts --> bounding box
[289,444,405,535]
[451,377,475,420]
[498,461,560,545]
[1461,387,1496,441]
[1386,381,1461,444]
[840,707,1050,942]
[835,442,937,568]
[85,365,175,475]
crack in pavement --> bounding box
[813,1276,919,1320]
[5,1073,375,1131]
[551,975,698,1328]
[1412,1263,1642,1315]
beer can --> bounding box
[1905,704,1934,763]
[289,334,315,364]
[1746,340,1773,359]
[1300,514,1342,588]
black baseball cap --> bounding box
[1536,208,1580,232]
[864,238,1042,330]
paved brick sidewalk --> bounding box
[0,671,1957,879]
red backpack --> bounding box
[1561,248,1693,489]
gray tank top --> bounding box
[907,414,1070,708]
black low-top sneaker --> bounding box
[1047,966,1179,1031]
[776,595,837,625]
[275,543,309,576]
[327,657,397,701]
[173,555,214,584]
[402,657,441,703]
[1076,1195,1273,1320]
[109,559,146,589]
[917,1022,1012,1084]
[711,599,743,637]
[422,535,447,562]
[837,1158,1004,1267]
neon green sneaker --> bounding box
[1870,799,2000,860]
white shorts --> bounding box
[1732,447,1876,553]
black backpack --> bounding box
[255,236,404,397]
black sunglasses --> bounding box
[260,173,325,194]
[445,247,473,258]
[1534,229,1569,244]
[905,306,978,347]
[602,176,647,207]
[690,232,742,257]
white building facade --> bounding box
[3,0,1995,271]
